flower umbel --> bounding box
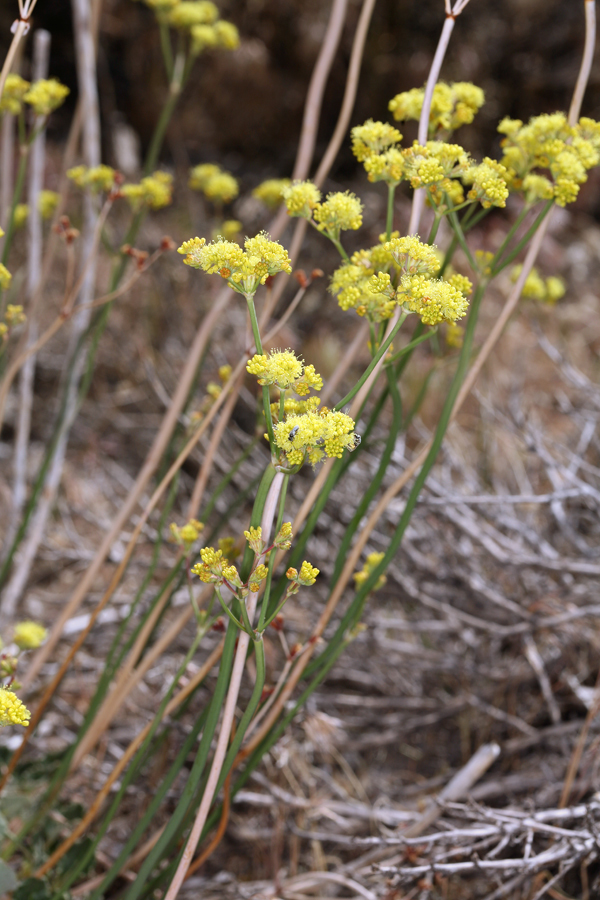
[0,688,30,727]
[178,232,292,298]
[13,621,47,650]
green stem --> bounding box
[447,208,479,272]
[334,312,407,411]
[257,474,289,632]
[215,587,247,633]
[159,21,174,80]
[385,184,396,240]
[386,328,434,364]
[246,295,275,447]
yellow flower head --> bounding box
[313,191,363,240]
[140,171,173,208]
[38,190,60,219]
[204,172,239,204]
[445,321,464,348]
[13,621,47,650]
[14,204,28,230]
[398,274,469,326]
[0,688,30,727]
[274,521,293,550]
[0,264,12,291]
[363,148,405,186]
[68,165,116,193]
[510,265,566,305]
[24,78,70,116]
[180,232,291,297]
[462,157,509,208]
[213,20,240,50]
[283,180,322,218]
[0,74,31,115]
[244,526,264,554]
[189,163,221,190]
[5,305,26,327]
[329,239,398,323]
[353,551,386,590]
[247,350,322,394]
[384,234,440,276]
[351,119,402,162]
[389,81,485,136]
[253,178,291,209]
[274,409,359,467]
[298,561,319,585]
[169,0,218,28]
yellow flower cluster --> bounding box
[0,688,30,727]
[13,621,47,650]
[23,78,70,116]
[252,178,291,209]
[247,350,323,395]
[313,191,363,241]
[145,0,239,54]
[510,265,566,304]
[248,563,269,592]
[192,546,228,583]
[351,119,405,187]
[462,157,509,208]
[498,113,600,207]
[385,234,440,275]
[68,165,117,193]
[286,561,319,586]
[329,240,396,322]
[178,232,292,298]
[0,74,30,115]
[274,521,293,550]
[270,396,321,421]
[168,0,218,27]
[0,263,12,291]
[190,164,239,203]
[5,305,26,327]
[283,180,322,218]
[39,190,60,219]
[353,551,386,590]
[170,518,204,550]
[190,20,239,54]
[398,274,469,326]
[244,526,265,554]
[121,171,173,209]
[389,82,485,136]
[274,408,358,467]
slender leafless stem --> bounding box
[8,29,50,568]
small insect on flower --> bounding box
[288,425,300,442]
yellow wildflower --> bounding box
[0,688,30,727]
[0,74,31,115]
[398,274,469,325]
[24,78,70,115]
[462,157,509,208]
[5,305,26,327]
[180,232,291,298]
[13,621,47,650]
[14,204,29,229]
[313,191,363,240]
[246,350,322,395]
[274,409,358,467]
[353,551,386,590]
[283,180,322,218]
[351,119,402,161]
[0,264,12,291]
[38,190,60,219]
[389,81,485,136]
[253,178,291,209]
[168,1,218,28]
[204,172,239,203]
